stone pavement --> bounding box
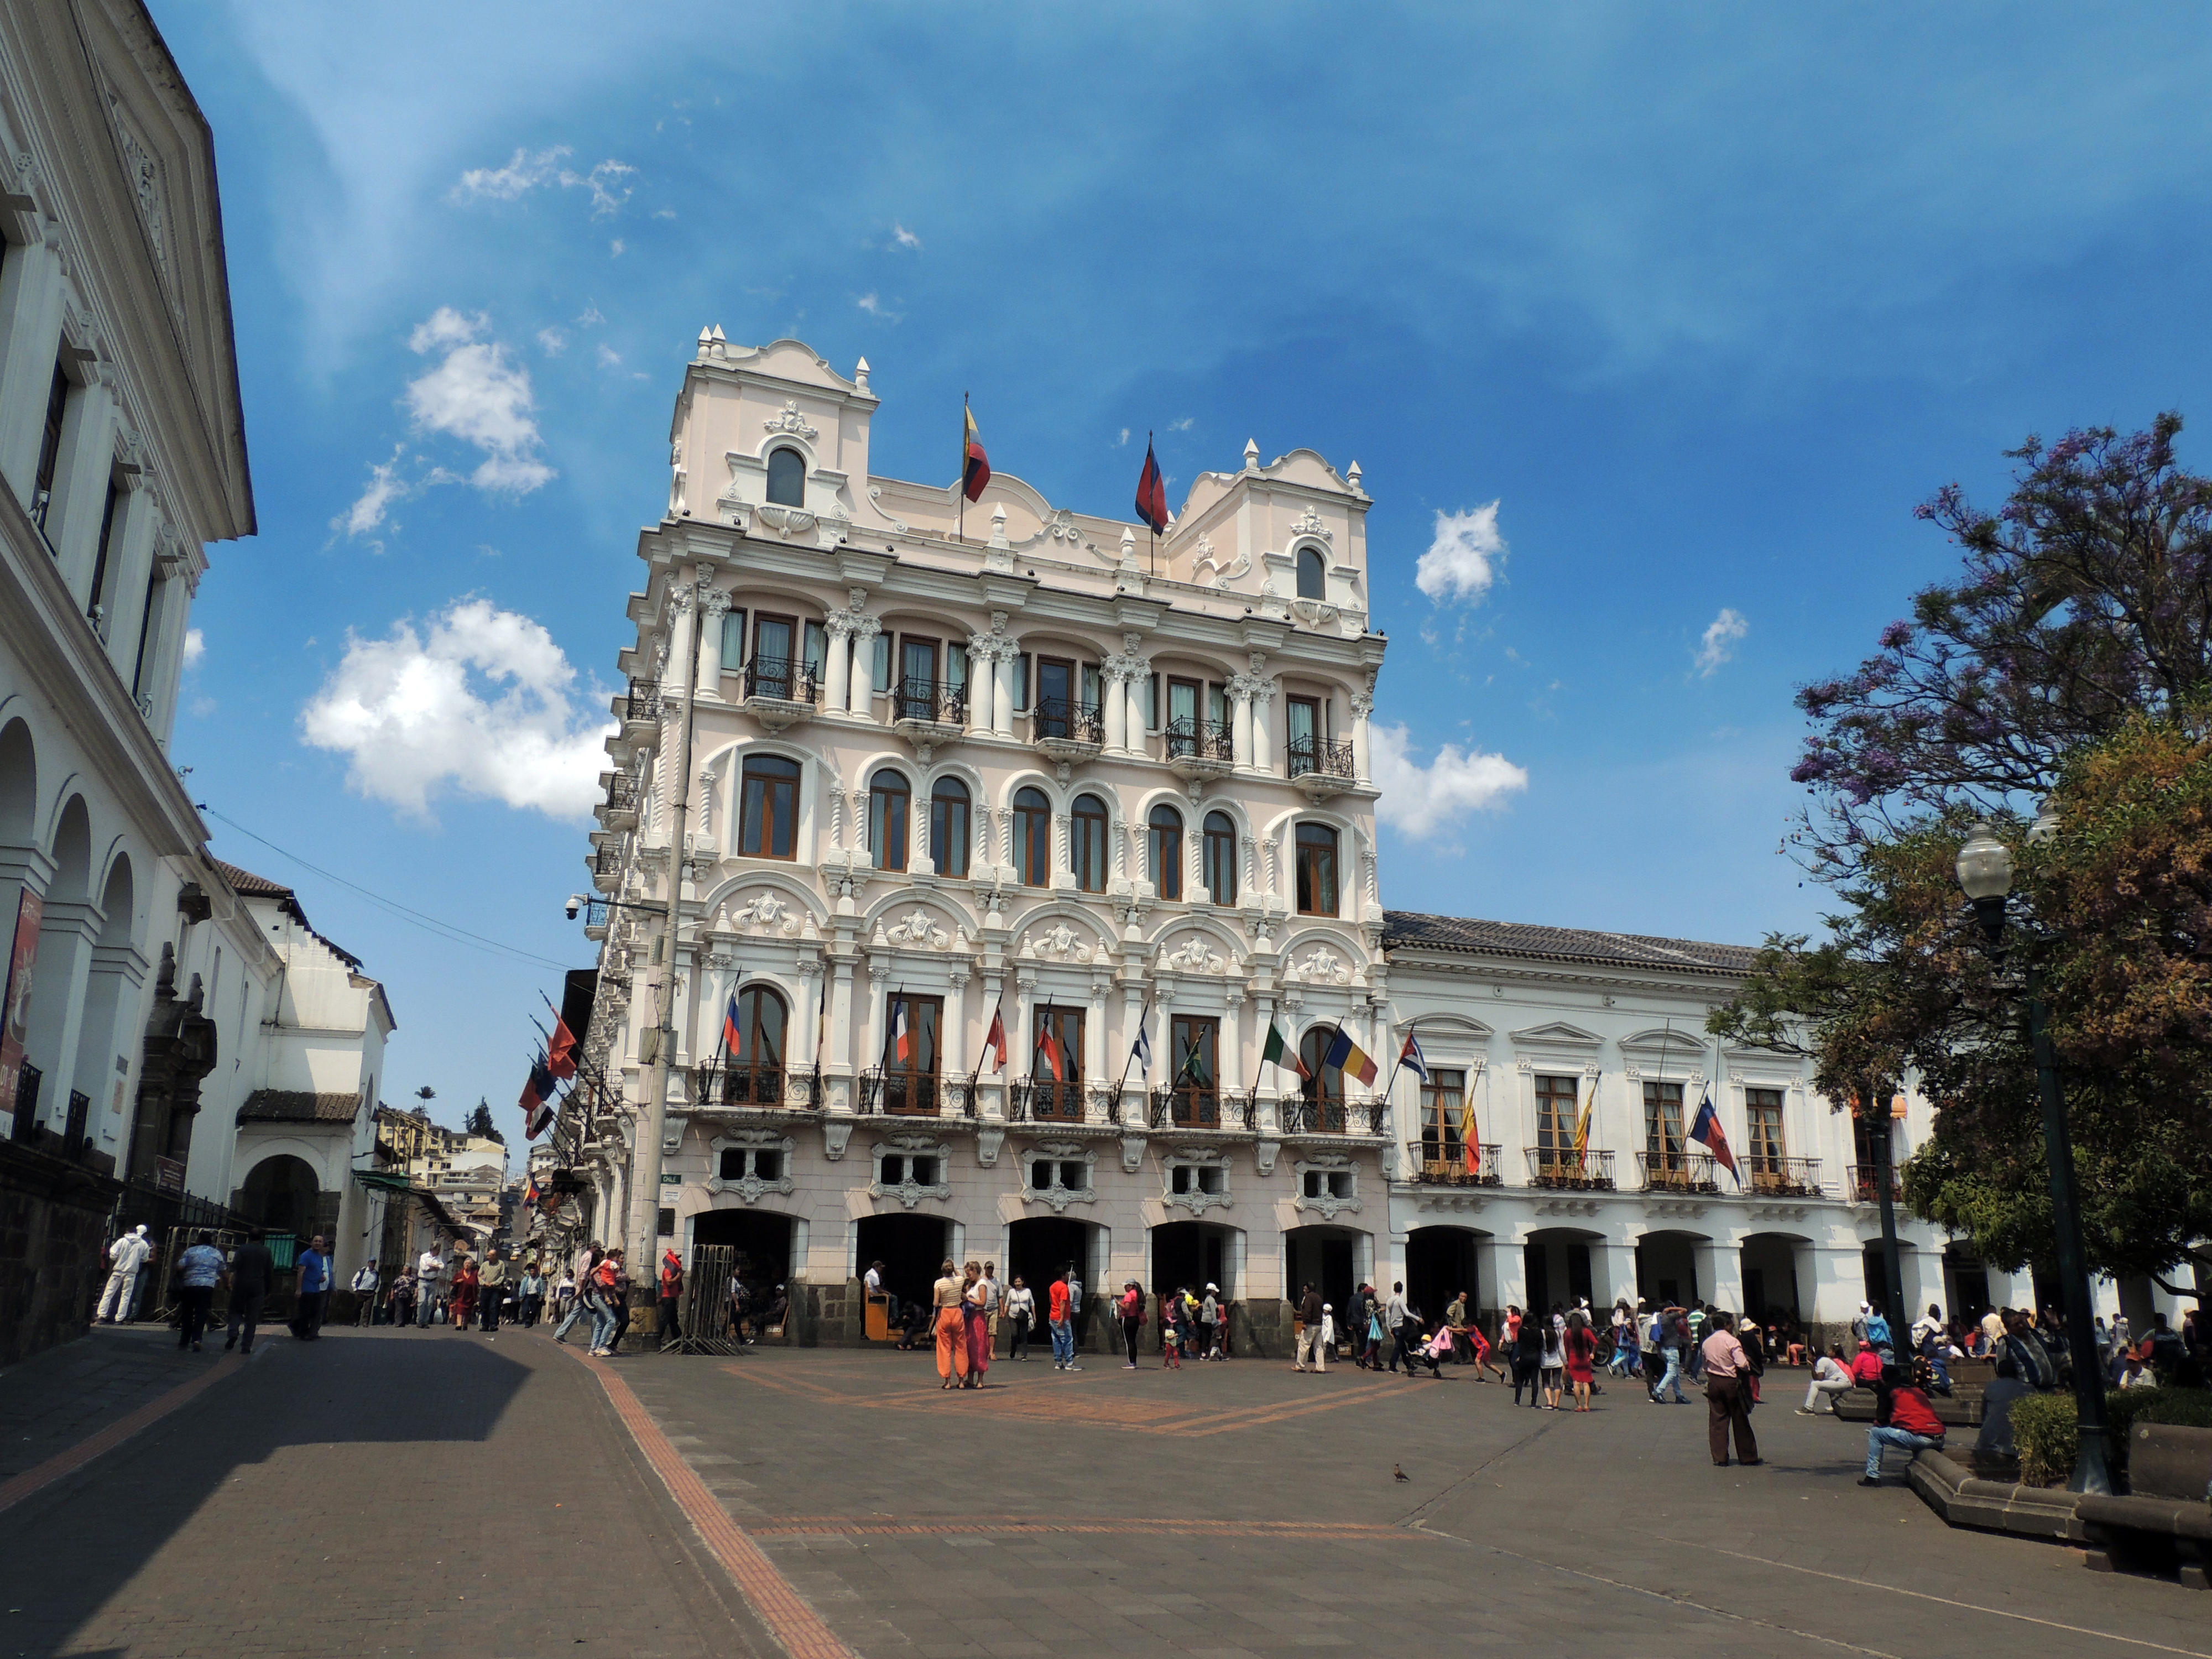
[610,1343,2211,1659]
[0,1323,763,1657]
[0,1323,221,1484]
[4,1325,2208,1659]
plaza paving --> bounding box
[0,1324,2203,1659]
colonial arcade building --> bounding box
[572,333,2000,1349]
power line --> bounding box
[197,805,575,972]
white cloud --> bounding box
[1370,721,1529,839]
[892,223,922,250]
[536,327,567,355]
[562,158,635,217]
[595,342,622,368]
[1167,415,1196,432]
[182,628,205,669]
[338,445,410,536]
[609,238,625,258]
[404,316,555,495]
[300,598,614,820]
[651,207,676,221]
[1117,427,1130,446]
[1415,502,1507,606]
[451,145,570,202]
[575,304,604,326]
[856,291,882,315]
[1694,607,1749,677]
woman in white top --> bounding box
[1004,1277,1037,1361]
[1540,1319,1566,1410]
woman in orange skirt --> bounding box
[932,1258,968,1389]
[961,1259,991,1388]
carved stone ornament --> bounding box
[1023,924,1097,963]
[763,400,819,439]
[724,891,802,935]
[883,909,953,950]
[1288,945,1353,985]
[706,1130,797,1206]
[870,1134,951,1209]
[1289,505,1333,546]
[822,1119,854,1161]
[1189,534,1250,588]
[1120,1134,1147,1173]
[1161,1148,1234,1216]
[1156,935,1232,975]
[977,1126,1005,1168]
[1291,1152,1361,1220]
[1018,1140,1097,1212]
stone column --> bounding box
[1350,684,1374,785]
[994,645,1017,738]
[1102,662,1129,751]
[1228,679,1255,768]
[1693,1236,1746,1315]
[1250,676,1275,773]
[945,968,969,1077]
[848,618,881,718]
[1591,1240,1640,1313]
[828,959,855,1090]
[1013,971,1036,1086]
[1119,982,1146,1120]
[1086,977,1108,1093]
[1124,661,1150,754]
[797,961,824,1096]
[966,638,994,732]
[697,588,730,693]
[1052,813,1071,886]
[1218,985,1243,1095]
[823,614,854,713]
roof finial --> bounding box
[1243,437,1260,473]
[854,356,871,389]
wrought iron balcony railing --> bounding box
[1637,1150,1721,1193]
[1409,1142,1504,1186]
[1526,1146,1618,1190]
[693,1062,820,1110]
[1846,1164,1901,1203]
[1009,1079,1087,1123]
[894,676,964,726]
[858,1068,941,1117]
[1287,735,1357,779]
[1150,1086,1222,1129]
[624,678,662,721]
[745,655,822,705]
[1032,698,1104,746]
[1165,718,1235,763]
[1746,1156,1823,1198]
[1279,1095,1345,1134]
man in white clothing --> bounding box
[416,1246,445,1327]
[97,1225,154,1322]
[352,1260,380,1324]
[1797,1343,1856,1414]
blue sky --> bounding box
[150,3,2212,1130]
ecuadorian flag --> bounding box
[963,404,991,502]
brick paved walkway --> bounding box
[0,1323,223,1484]
[0,1325,763,1657]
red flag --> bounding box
[1037,1028,1066,1083]
[984,1008,1009,1073]
[547,1016,578,1081]
[963,403,990,502]
[1134,435,1168,534]
[892,997,911,1063]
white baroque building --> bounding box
[572,332,2096,1348]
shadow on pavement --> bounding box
[0,1329,531,1657]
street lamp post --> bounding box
[1955,818,2111,1495]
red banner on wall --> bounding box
[0,886,43,1126]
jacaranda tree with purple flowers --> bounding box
[1713,416,2212,1288]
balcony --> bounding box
[1287,735,1358,801]
[618,679,661,750]
[1407,1142,1504,1187]
[1279,1097,1388,1136]
[1845,1164,1901,1204]
[743,655,821,731]
[1637,1150,1721,1194]
[892,676,966,748]
[1149,1084,1239,1130]
[1031,698,1103,761]
[1746,1156,1823,1198]
[1165,718,1236,781]
[857,1070,975,1118]
[589,842,622,893]
[693,1062,820,1112]
[1526,1147,1618,1191]
[1009,1079,1088,1124]
[599,775,638,832]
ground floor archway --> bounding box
[1008,1215,1099,1322]
[693,1209,794,1298]
[1942,1241,1990,1322]
[1151,1220,1238,1302]
[1636,1230,1705,1307]
[1525,1227,1598,1318]
[854,1213,952,1316]
[1407,1225,1484,1324]
[1739,1233,1807,1323]
[242,1155,320,1240]
[1284,1224,1364,1327]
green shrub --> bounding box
[2007,1387,2212,1488]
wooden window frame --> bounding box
[868,768,911,872]
[1031,1004,1085,1121]
[929,779,971,879]
[738,754,801,860]
[1202,811,1237,905]
[1294,822,1338,916]
[1148,804,1183,901]
[1013,786,1051,887]
[1071,794,1109,893]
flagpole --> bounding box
[959,393,969,545]
[966,992,1004,1097]
[1111,994,1154,1125]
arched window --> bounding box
[1202,811,1237,905]
[868,768,910,872]
[1296,544,1328,600]
[714,984,789,1104]
[1148,804,1183,901]
[738,754,801,859]
[929,778,970,879]
[1295,822,1339,916]
[1072,794,1109,893]
[1299,1024,1345,1131]
[766,446,806,507]
[1014,786,1051,886]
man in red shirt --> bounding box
[1861,1358,1946,1485]
[1850,1342,1885,1387]
[1048,1265,1080,1370]
[657,1248,684,1349]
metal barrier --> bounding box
[669,1243,743,1354]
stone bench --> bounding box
[2079,1423,2212,1590]
[1833,1385,1984,1427]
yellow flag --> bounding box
[1573,1074,1597,1162]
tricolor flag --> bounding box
[722,993,744,1059]
[1036,1026,1067,1083]
[1688,1091,1741,1186]
[983,1008,1009,1073]
[891,997,912,1063]
[1459,1093,1481,1176]
[1398,1033,1430,1084]
[525,1095,555,1140]
[1261,1020,1308,1080]
[1573,1074,1598,1161]
[1134,435,1169,534]
[962,402,990,502]
[523,1176,541,1211]
[547,1016,578,1081]
[1322,1027,1379,1088]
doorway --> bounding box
[692,1210,793,1298]
[1151,1221,1235,1301]
[1406,1227,1480,1324]
[1285,1225,1359,1324]
[1636,1232,1701,1307]
[854,1213,951,1314]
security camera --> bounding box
[564,895,582,920]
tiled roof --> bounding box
[211,858,293,899]
[1380,911,1759,977]
[238,1089,363,1124]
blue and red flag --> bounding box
[723,993,744,1059]
[1687,1091,1741,1186]
[962,402,990,502]
[1134,435,1169,534]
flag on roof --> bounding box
[1135,435,1169,534]
[963,402,990,503]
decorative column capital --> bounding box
[699,585,732,618]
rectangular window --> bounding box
[1287,696,1321,773]
[899,636,938,721]
[1014,652,1031,711]
[1167,1014,1218,1126]
[754,613,796,697]
[1746,1087,1785,1171]
[32,359,67,531]
[882,993,943,1116]
[1035,656,1074,737]
[1535,1074,1579,1164]
[1166,677,1200,754]
[1082,662,1102,712]
[129,571,163,703]
[1207,682,1228,728]
[945,646,967,693]
[1147,672,1161,732]
[1642,1080,1686,1162]
[1032,1005,1084,1121]
[802,619,828,679]
[87,477,121,627]
[871,633,891,693]
[1420,1068,1467,1166]
[721,608,748,671]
